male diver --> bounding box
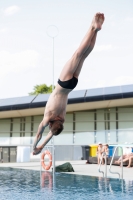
[33,13,105,155]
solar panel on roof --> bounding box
[104,86,121,95]
[32,94,50,103]
[86,88,104,97]
[68,90,86,99]
[0,97,19,106]
[15,96,36,104]
[0,84,133,109]
[121,84,133,93]
[0,95,36,107]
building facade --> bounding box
[0,107,133,146]
[0,84,133,162]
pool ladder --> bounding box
[109,146,123,179]
[98,152,107,178]
[98,146,123,179]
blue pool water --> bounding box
[0,168,133,200]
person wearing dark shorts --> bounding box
[58,76,78,90]
[33,13,105,155]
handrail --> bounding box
[109,146,123,179]
[98,152,107,178]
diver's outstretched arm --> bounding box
[33,118,50,155]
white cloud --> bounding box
[109,14,116,20]
[96,80,105,88]
[110,21,116,27]
[94,44,112,52]
[0,50,39,76]
[0,28,8,33]
[3,5,20,16]
[124,17,133,22]
[111,76,133,86]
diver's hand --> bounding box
[33,146,42,155]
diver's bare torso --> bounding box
[44,84,72,122]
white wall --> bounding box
[109,108,117,143]
[0,106,133,145]
[96,110,105,143]
[0,119,10,137]
[0,119,10,145]
[118,108,133,143]
[75,111,94,144]
[25,116,31,137]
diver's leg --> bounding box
[73,32,97,78]
[59,13,104,81]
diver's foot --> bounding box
[91,13,105,31]
[127,165,130,168]
[33,147,42,155]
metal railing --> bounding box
[98,152,107,178]
[109,146,123,179]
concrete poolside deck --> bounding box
[0,160,133,180]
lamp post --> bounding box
[46,26,59,176]
[46,25,59,91]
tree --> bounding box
[29,84,55,95]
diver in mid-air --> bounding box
[33,13,105,155]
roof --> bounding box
[0,84,133,112]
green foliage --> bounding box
[29,84,55,95]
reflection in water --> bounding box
[41,171,53,189]
[0,168,133,200]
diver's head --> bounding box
[49,120,64,136]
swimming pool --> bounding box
[0,168,133,200]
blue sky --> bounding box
[0,0,133,98]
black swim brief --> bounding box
[58,76,78,90]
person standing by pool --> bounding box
[33,13,105,155]
[97,143,104,165]
[103,144,109,164]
